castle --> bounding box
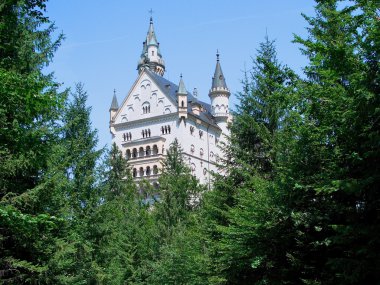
[109,17,231,186]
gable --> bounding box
[114,70,178,124]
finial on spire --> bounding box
[216,49,220,61]
[113,88,116,95]
[180,73,183,78]
[149,9,153,22]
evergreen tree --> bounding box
[200,37,298,284]
[283,1,380,283]
[0,1,65,283]
[153,138,202,239]
[46,84,103,284]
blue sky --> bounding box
[46,0,316,149]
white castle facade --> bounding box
[109,17,231,185]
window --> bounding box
[200,148,204,157]
[203,168,207,175]
[123,132,132,141]
[142,129,151,138]
[142,102,150,114]
[133,168,137,177]
[162,125,171,134]
[181,101,184,107]
[199,130,203,139]
[153,165,158,175]
[146,166,151,176]
[190,144,195,153]
[191,163,196,174]
[126,149,131,159]
[152,51,154,56]
[190,126,194,135]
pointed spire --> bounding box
[177,74,187,95]
[146,16,158,46]
[137,16,165,76]
[211,51,228,89]
[110,89,119,110]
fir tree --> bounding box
[0,1,65,283]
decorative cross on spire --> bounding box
[216,49,220,61]
[149,9,154,22]
[113,88,116,95]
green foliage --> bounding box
[154,139,203,239]
[0,0,66,283]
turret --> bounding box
[177,74,188,120]
[109,89,119,136]
[208,51,230,119]
[137,17,165,76]
[109,89,119,123]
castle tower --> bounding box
[137,17,165,76]
[109,89,119,136]
[209,51,230,120]
[177,74,188,120]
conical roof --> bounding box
[110,90,119,110]
[177,74,187,95]
[146,17,158,46]
[211,52,228,89]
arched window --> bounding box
[132,148,137,158]
[164,126,168,134]
[133,168,137,178]
[142,102,150,114]
[123,133,127,141]
[139,147,144,157]
[181,101,184,107]
[146,166,151,176]
[200,148,204,157]
[129,132,132,140]
[190,144,195,153]
[168,125,171,134]
[153,165,158,175]
[139,167,144,177]
[126,149,131,159]
[152,51,154,56]
[161,126,164,134]
[142,130,145,138]
[148,129,151,137]
[153,145,158,155]
[191,163,196,174]
[146,146,151,156]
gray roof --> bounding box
[177,75,187,95]
[110,92,119,110]
[146,17,158,46]
[145,68,220,130]
[211,54,228,89]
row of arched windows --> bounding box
[190,144,204,157]
[126,145,159,159]
[123,132,132,141]
[142,129,151,138]
[132,165,159,178]
[161,125,171,135]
